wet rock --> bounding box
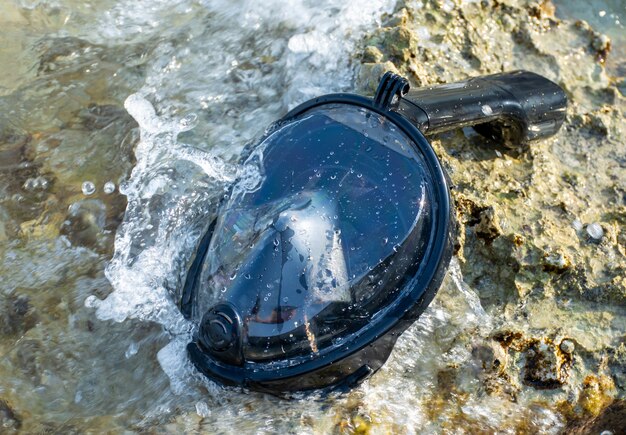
[579,375,616,416]
[567,399,626,434]
[471,340,519,399]
[356,61,399,94]
[542,248,572,273]
[471,340,508,375]
[13,339,43,384]
[0,399,21,432]
[456,196,502,243]
[559,339,575,354]
[60,199,108,250]
[362,46,384,63]
[523,338,571,389]
[366,26,417,63]
[492,331,574,390]
[75,104,135,132]
[591,33,611,65]
[527,0,556,20]
[473,207,502,243]
[363,2,625,424]
[336,413,372,435]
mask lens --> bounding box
[194,103,435,362]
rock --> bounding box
[474,207,502,243]
[578,375,616,416]
[367,26,417,62]
[60,199,108,250]
[591,33,611,64]
[362,46,384,63]
[542,249,572,273]
[523,338,571,389]
[356,62,399,94]
[567,400,626,434]
[471,340,508,375]
[559,339,575,354]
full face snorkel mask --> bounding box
[180,71,567,394]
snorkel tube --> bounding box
[393,70,567,147]
[181,70,567,395]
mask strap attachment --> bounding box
[374,72,410,110]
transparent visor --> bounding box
[194,104,434,362]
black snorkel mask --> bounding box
[180,71,567,394]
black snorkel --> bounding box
[181,70,567,395]
[395,70,567,146]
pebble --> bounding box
[586,222,603,240]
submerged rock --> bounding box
[0,293,38,338]
[0,399,21,433]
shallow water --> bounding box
[0,0,624,433]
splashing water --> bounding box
[0,0,582,431]
[86,0,399,402]
[78,1,568,431]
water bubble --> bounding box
[103,181,116,194]
[178,113,198,131]
[23,176,49,192]
[81,181,96,195]
[586,222,603,240]
[195,401,211,418]
[125,342,139,359]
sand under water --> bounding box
[0,0,624,433]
